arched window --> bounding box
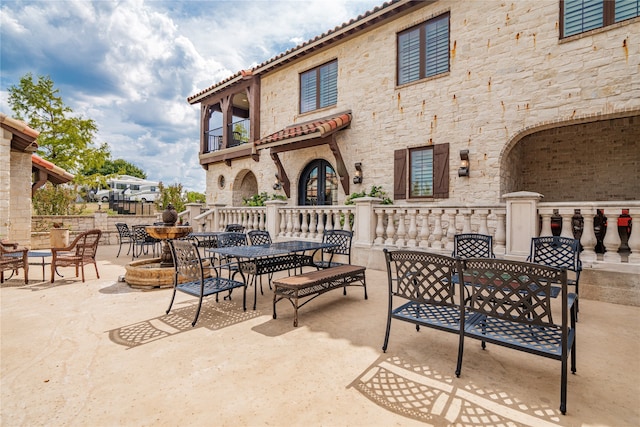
[298,159,338,206]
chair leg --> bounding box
[94,262,100,279]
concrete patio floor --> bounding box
[1,244,639,427]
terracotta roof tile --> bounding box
[257,112,352,146]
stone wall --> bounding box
[0,130,10,239]
[204,0,640,207]
[30,213,160,249]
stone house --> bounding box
[188,0,638,207]
[186,0,640,302]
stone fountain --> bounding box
[124,204,193,289]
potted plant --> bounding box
[49,222,70,248]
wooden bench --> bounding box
[383,249,578,415]
[272,264,367,327]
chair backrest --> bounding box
[73,229,102,258]
[322,229,353,261]
[217,232,247,248]
[452,233,495,259]
[224,224,245,233]
[384,249,458,306]
[528,236,581,273]
[458,257,567,327]
[115,223,130,238]
[169,239,203,283]
[247,230,272,245]
[131,225,149,242]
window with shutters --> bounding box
[561,0,639,38]
[397,13,450,85]
[300,60,338,114]
[394,143,449,200]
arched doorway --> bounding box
[298,159,339,206]
[232,170,258,206]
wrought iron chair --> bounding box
[382,249,460,353]
[452,233,495,259]
[247,230,272,246]
[315,229,353,269]
[224,224,245,232]
[167,239,246,327]
[115,223,133,258]
[210,232,247,279]
[50,229,101,283]
[527,236,582,316]
[131,225,160,260]
[1,241,29,284]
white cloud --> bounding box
[1,0,381,193]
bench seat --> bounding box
[273,264,367,327]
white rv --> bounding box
[93,175,160,203]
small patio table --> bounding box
[208,240,338,310]
[5,250,53,282]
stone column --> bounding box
[353,197,382,247]
[502,191,543,257]
[265,200,287,240]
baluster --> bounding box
[285,210,294,237]
[308,209,318,238]
[316,209,325,238]
[602,208,622,263]
[580,208,598,263]
[300,209,309,238]
[539,211,553,237]
[258,210,265,231]
[384,209,396,246]
[219,211,226,231]
[407,209,418,247]
[445,209,457,252]
[395,209,407,248]
[461,209,472,234]
[559,209,574,239]
[494,211,506,255]
[290,208,299,236]
[374,209,385,245]
[431,210,443,249]
[343,208,353,232]
[333,209,342,230]
[419,211,430,248]
[279,209,287,237]
[477,210,489,235]
[628,208,640,264]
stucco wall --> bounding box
[206,0,640,206]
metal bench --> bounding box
[272,264,367,327]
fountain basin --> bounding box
[125,257,212,289]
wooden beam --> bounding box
[270,152,290,198]
[328,135,350,195]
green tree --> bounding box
[83,158,147,179]
[32,183,84,216]
[156,182,185,213]
[185,191,206,204]
[8,73,109,175]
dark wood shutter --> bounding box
[433,143,449,198]
[394,149,407,200]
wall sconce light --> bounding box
[353,162,363,184]
[273,173,282,190]
[458,150,470,177]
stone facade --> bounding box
[1,128,33,246]
[198,0,639,208]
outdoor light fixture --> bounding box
[353,162,363,184]
[458,150,470,177]
[273,173,282,190]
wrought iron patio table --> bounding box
[208,241,338,310]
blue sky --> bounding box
[0,0,381,193]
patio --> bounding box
[1,244,639,426]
